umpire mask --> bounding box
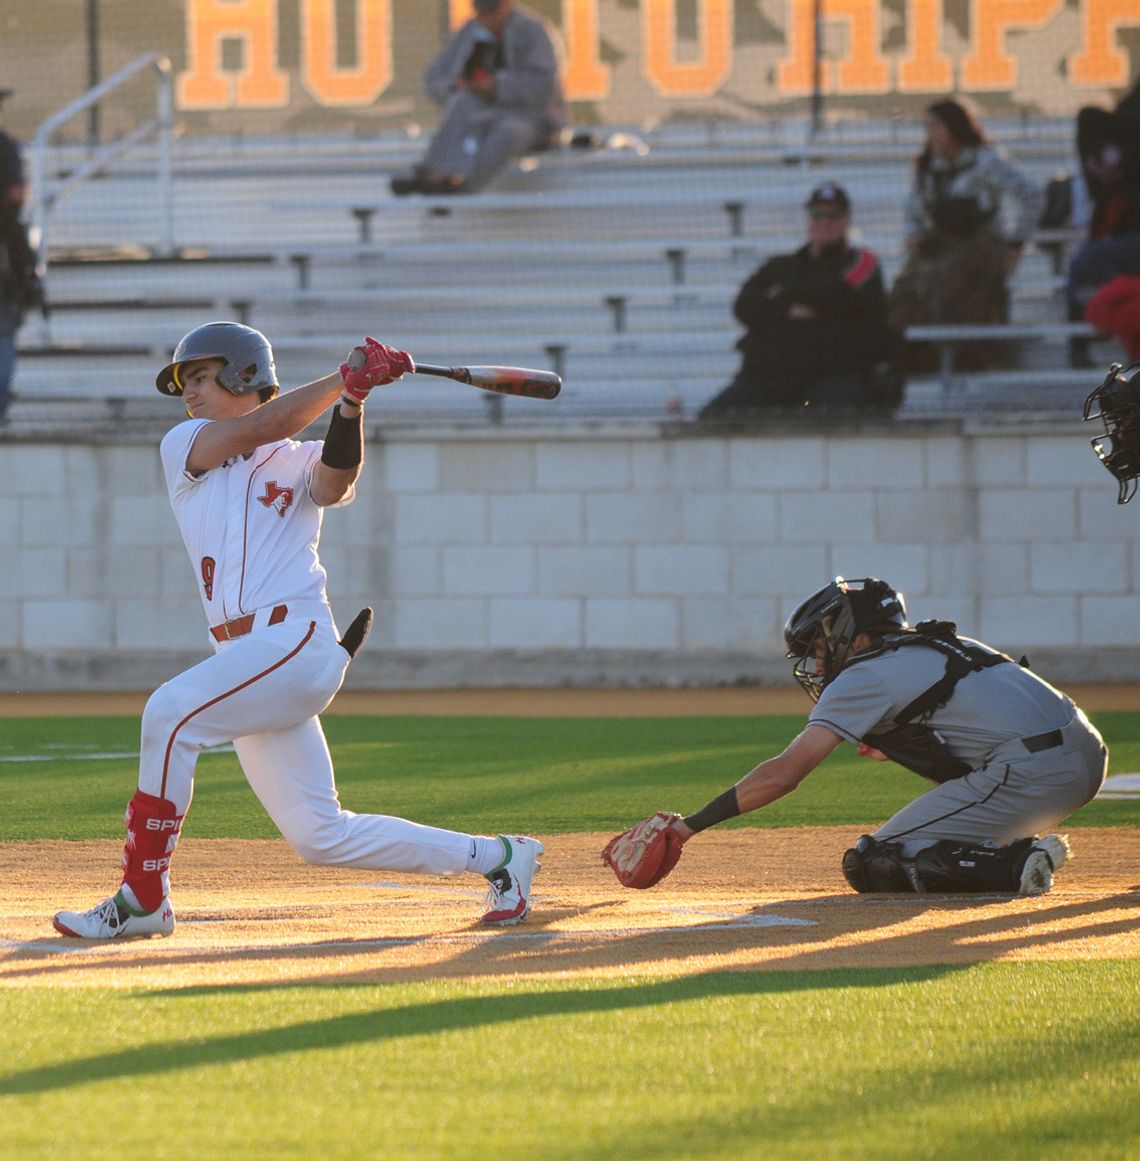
[1084,360,1140,504]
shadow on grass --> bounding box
[0,966,961,1095]
[528,1017,1140,1161]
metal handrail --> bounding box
[29,53,174,272]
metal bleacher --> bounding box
[11,116,1118,429]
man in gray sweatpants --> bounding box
[390,0,565,195]
[652,577,1107,896]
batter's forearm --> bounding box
[255,373,344,441]
[184,372,348,474]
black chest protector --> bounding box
[849,620,1023,783]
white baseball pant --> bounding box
[136,614,472,876]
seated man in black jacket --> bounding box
[700,184,902,420]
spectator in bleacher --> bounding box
[390,0,565,196]
[1084,275,1140,362]
[0,86,41,426]
[698,183,902,420]
[887,99,1043,372]
[1067,76,1140,367]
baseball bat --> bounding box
[413,362,561,400]
[345,347,560,400]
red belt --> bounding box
[210,604,288,642]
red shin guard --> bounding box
[121,790,184,912]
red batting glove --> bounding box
[339,337,415,406]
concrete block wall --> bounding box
[0,421,1135,690]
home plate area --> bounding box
[0,828,1135,988]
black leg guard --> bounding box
[912,838,1035,893]
[841,835,919,893]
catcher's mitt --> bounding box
[601,811,685,889]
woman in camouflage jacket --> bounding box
[888,100,1043,370]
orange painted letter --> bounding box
[643,0,733,97]
[179,0,289,109]
[448,0,470,30]
[960,0,1060,90]
[563,0,609,101]
[1070,0,1140,87]
[778,0,889,94]
[898,0,953,92]
[301,0,392,105]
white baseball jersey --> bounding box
[160,419,351,631]
[142,416,474,879]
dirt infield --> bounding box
[1,687,1135,988]
[2,828,1135,989]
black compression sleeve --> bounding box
[683,787,741,834]
[320,404,363,470]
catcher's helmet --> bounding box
[1084,360,1140,504]
[784,577,908,701]
[155,321,279,399]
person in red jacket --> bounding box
[1068,76,1140,367]
[699,184,902,420]
[1085,276,1140,361]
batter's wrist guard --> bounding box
[321,404,363,470]
[683,786,741,834]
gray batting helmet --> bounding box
[155,321,279,399]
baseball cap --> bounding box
[805,183,850,212]
[473,0,505,12]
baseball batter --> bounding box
[606,577,1107,895]
[53,323,542,939]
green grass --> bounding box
[0,712,1136,840]
[1,963,1137,1160]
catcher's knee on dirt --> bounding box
[841,835,917,893]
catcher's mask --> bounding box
[1084,360,1140,504]
[784,577,908,701]
[156,321,279,400]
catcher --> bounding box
[603,577,1107,896]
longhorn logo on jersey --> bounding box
[258,480,294,517]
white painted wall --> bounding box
[0,420,1133,690]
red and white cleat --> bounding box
[53,894,176,939]
[481,835,543,925]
